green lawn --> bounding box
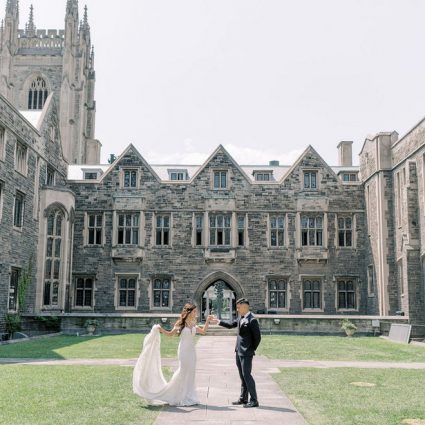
[257,335,425,362]
[274,368,425,425]
[0,365,170,425]
[0,334,180,359]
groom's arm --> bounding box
[217,318,238,329]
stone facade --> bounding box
[0,92,72,332]
[64,144,370,320]
[0,0,99,165]
[0,0,424,336]
[359,123,425,327]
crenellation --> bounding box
[0,1,98,165]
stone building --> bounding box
[0,91,73,332]
[0,0,99,165]
[66,143,368,323]
[360,128,425,329]
[0,0,424,336]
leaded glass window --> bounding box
[303,279,321,309]
[209,214,231,246]
[301,215,323,246]
[44,209,63,306]
[269,278,287,309]
[153,278,170,307]
[28,76,48,110]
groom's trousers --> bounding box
[236,353,258,402]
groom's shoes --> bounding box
[243,400,259,408]
[231,399,248,405]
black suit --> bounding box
[219,312,261,403]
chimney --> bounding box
[269,160,279,166]
[337,141,353,166]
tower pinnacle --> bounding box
[25,4,36,37]
[5,0,19,18]
[80,5,89,32]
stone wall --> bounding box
[0,94,68,332]
[68,145,368,316]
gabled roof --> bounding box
[68,143,360,183]
[188,144,252,184]
[98,144,162,183]
[280,145,339,185]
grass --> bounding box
[274,368,425,425]
[0,334,180,359]
[0,365,171,425]
[257,335,425,362]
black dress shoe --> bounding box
[232,399,248,405]
[243,400,259,408]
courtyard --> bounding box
[1,333,425,425]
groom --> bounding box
[210,298,261,408]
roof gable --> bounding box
[281,145,339,185]
[99,144,161,183]
[189,144,252,184]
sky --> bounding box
[2,0,425,166]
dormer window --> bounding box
[168,169,188,181]
[83,169,103,180]
[213,171,227,189]
[121,169,138,188]
[28,76,49,110]
[84,172,98,180]
[303,171,317,190]
[342,173,358,182]
[253,171,273,181]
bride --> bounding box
[133,303,210,406]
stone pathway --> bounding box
[3,356,425,370]
[154,336,307,425]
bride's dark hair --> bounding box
[174,303,197,334]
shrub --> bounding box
[84,319,101,328]
[341,318,357,331]
[5,313,22,334]
[35,315,61,332]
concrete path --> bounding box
[154,336,307,425]
[3,356,425,370]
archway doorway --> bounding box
[202,280,236,321]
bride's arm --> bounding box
[196,318,210,335]
[158,325,178,337]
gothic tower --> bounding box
[0,0,100,164]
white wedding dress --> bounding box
[133,324,199,406]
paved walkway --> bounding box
[154,336,307,425]
[3,356,425,370]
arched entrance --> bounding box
[194,271,244,321]
[202,280,236,320]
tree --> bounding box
[214,281,225,319]
[18,256,33,313]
